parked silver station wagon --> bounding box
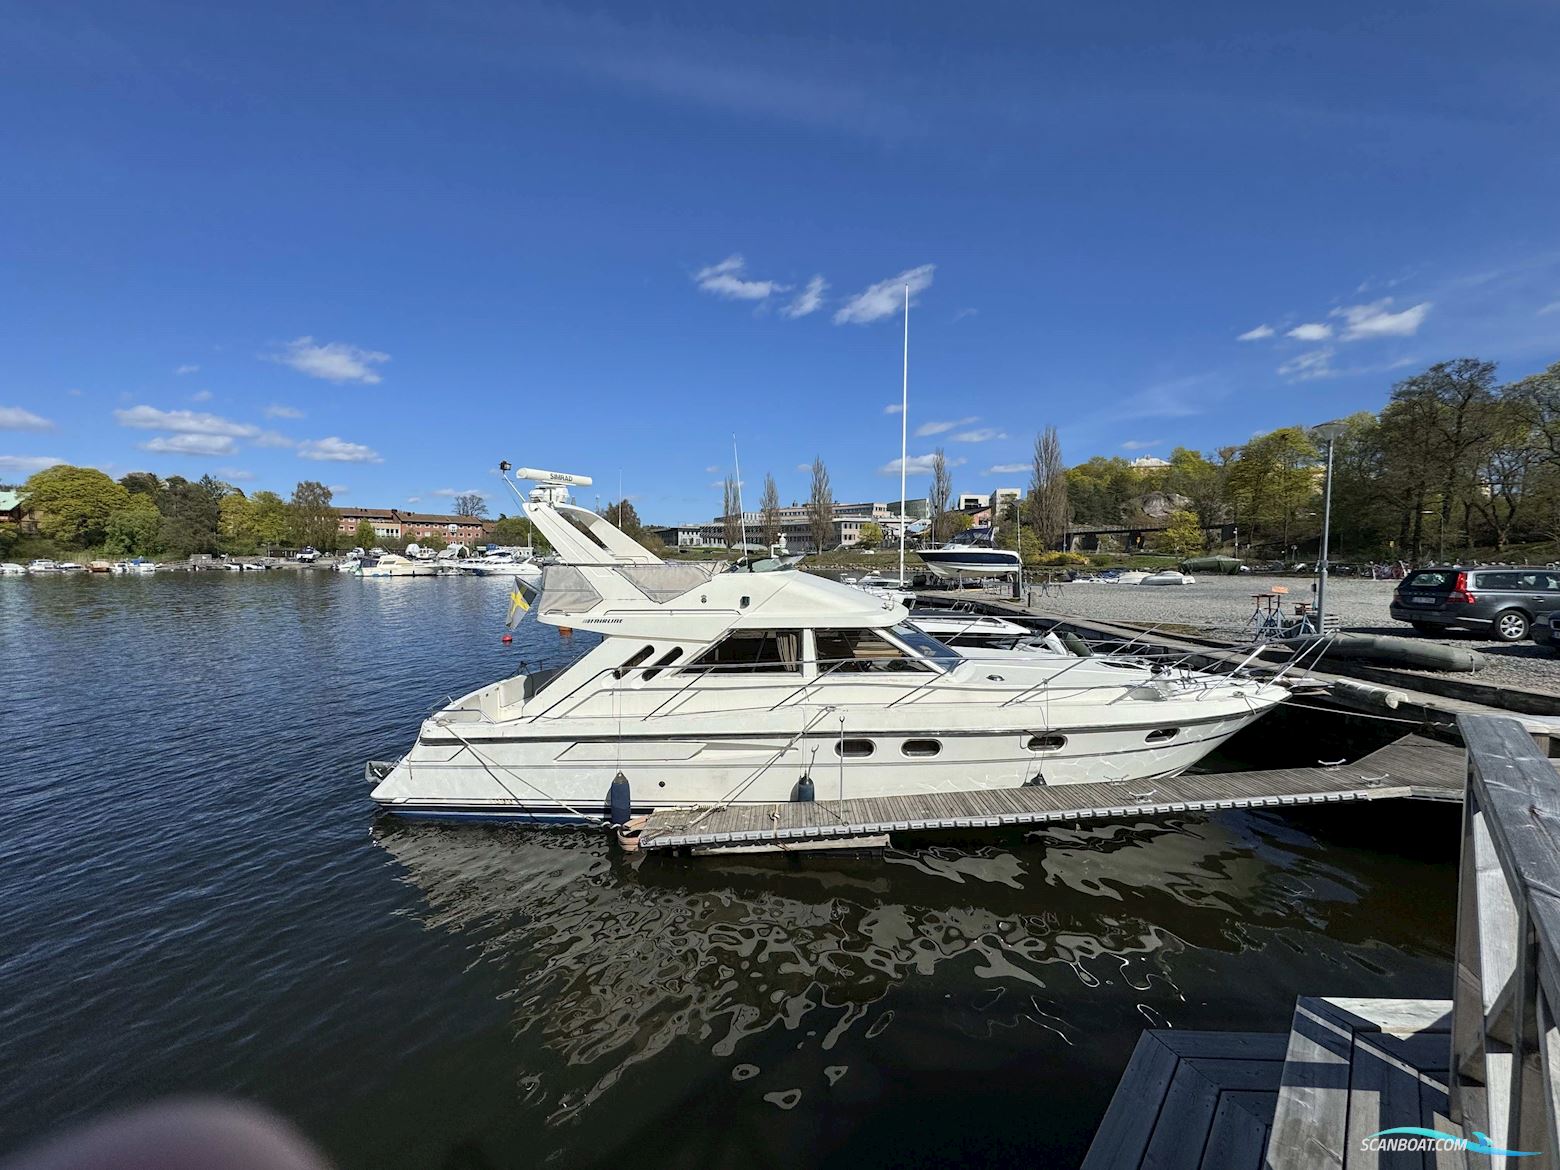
[1390,566,1560,642]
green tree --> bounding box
[288,481,336,550]
[22,465,130,548]
[857,521,884,546]
[1165,448,1223,528]
[250,491,290,549]
[491,514,552,553]
[104,495,164,557]
[1153,509,1206,556]
[159,475,228,557]
[353,519,377,548]
[1224,427,1318,551]
[605,499,644,538]
[118,471,164,504]
[218,491,257,553]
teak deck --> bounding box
[637,734,1463,853]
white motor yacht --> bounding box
[27,559,58,573]
[359,554,441,577]
[1,562,25,576]
[368,467,1289,825]
[916,528,1022,579]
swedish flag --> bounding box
[506,576,531,627]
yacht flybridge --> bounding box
[367,466,1289,824]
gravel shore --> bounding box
[1040,574,1560,695]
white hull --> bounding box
[917,549,1023,579]
[371,671,1284,823]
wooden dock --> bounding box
[1081,713,1560,1168]
[636,734,1463,853]
[1082,998,1458,1170]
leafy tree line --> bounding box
[3,466,350,559]
[1061,356,1560,562]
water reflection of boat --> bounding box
[368,801,1449,1152]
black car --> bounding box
[1390,565,1560,642]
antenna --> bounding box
[732,434,749,555]
[898,282,909,586]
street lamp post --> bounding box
[1309,419,1348,632]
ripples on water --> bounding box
[0,574,1457,1168]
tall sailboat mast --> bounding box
[897,283,909,585]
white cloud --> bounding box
[1121,439,1161,450]
[1539,301,1560,316]
[1237,324,1275,341]
[432,487,488,498]
[780,275,827,318]
[263,403,305,419]
[66,388,82,397]
[953,307,978,322]
[141,433,238,456]
[705,465,721,474]
[327,484,349,495]
[218,467,254,481]
[1330,298,1431,340]
[0,406,54,431]
[916,416,978,437]
[693,255,786,301]
[983,463,1028,474]
[0,454,64,475]
[879,453,966,476]
[834,264,935,325]
[114,405,258,437]
[951,428,1006,443]
[407,496,421,504]
[189,389,213,403]
[272,337,389,384]
[795,463,811,472]
[1287,322,1333,341]
[175,364,200,375]
[298,436,383,463]
[1278,347,1337,381]
[254,431,295,448]
[884,403,903,414]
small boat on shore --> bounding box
[916,528,1022,579]
[0,562,25,576]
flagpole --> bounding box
[898,283,909,586]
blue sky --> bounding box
[2,0,1558,522]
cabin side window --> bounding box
[815,629,933,674]
[684,630,804,674]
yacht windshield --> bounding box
[889,623,961,670]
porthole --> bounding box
[1146,727,1180,743]
[833,739,876,758]
[901,739,941,758]
[1027,735,1067,752]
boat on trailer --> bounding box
[368,467,1289,826]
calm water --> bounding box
[0,573,1459,1167]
